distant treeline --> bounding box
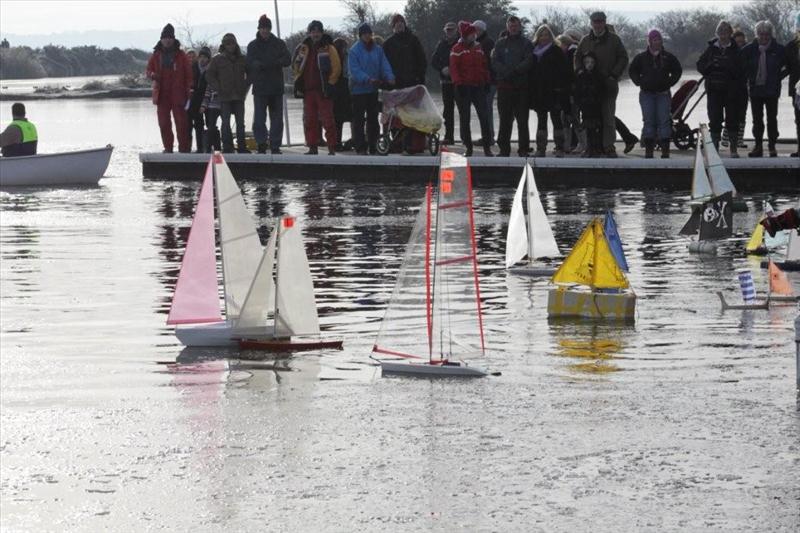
[0,41,149,80]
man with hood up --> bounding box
[247,14,291,154]
[382,14,427,89]
[146,23,193,153]
[207,33,250,153]
[292,20,342,155]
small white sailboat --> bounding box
[505,162,560,276]
[168,153,264,347]
[682,191,733,254]
[237,215,343,351]
[372,151,488,377]
[690,124,746,212]
[547,215,636,321]
[0,145,113,186]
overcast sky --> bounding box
[1,0,747,35]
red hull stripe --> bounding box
[373,346,425,359]
[438,200,470,210]
[435,254,474,266]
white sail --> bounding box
[526,164,560,259]
[275,217,320,337]
[214,156,263,320]
[691,134,712,200]
[700,124,737,197]
[787,230,800,262]
[505,168,529,268]
[233,226,277,332]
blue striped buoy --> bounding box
[737,269,757,302]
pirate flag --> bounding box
[698,191,733,241]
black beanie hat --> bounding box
[161,23,175,39]
[198,46,211,58]
[358,22,373,36]
[308,20,323,33]
[258,14,272,30]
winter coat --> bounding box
[431,37,457,84]
[146,41,193,106]
[348,40,395,95]
[333,49,351,123]
[628,48,682,93]
[477,33,496,84]
[206,46,249,102]
[246,32,291,96]
[696,38,745,93]
[574,30,628,96]
[449,39,489,87]
[189,62,208,114]
[574,66,605,120]
[786,38,800,98]
[741,38,787,99]
[491,33,534,89]
[291,34,342,98]
[529,44,570,112]
[382,29,427,88]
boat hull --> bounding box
[380,360,487,377]
[688,241,718,254]
[0,146,113,186]
[239,338,344,352]
[547,287,636,321]
[175,321,238,347]
[507,265,557,277]
[760,260,800,271]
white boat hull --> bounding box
[0,146,113,186]
[175,321,238,347]
[547,287,636,321]
[380,360,487,378]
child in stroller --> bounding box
[377,85,443,155]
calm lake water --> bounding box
[1,92,799,531]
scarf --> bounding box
[756,41,769,86]
[533,41,552,58]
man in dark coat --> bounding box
[529,24,570,157]
[382,14,427,89]
[474,20,496,145]
[431,21,458,144]
[188,47,211,152]
[491,16,533,156]
[247,15,291,154]
[741,20,787,157]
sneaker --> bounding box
[623,136,638,154]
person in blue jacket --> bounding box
[348,23,395,155]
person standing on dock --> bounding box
[474,20,496,147]
[697,20,745,157]
[247,15,291,155]
[741,20,787,158]
[0,102,37,157]
[786,13,800,157]
[491,16,533,157]
[628,29,682,159]
[188,47,211,153]
[146,23,193,153]
[529,24,570,158]
[292,20,341,155]
[382,14,427,90]
[574,52,605,157]
[207,34,251,154]
[431,21,459,145]
[348,22,395,155]
[573,12,629,158]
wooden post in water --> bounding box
[274,0,292,146]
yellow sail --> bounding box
[745,222,765,253]
[551,218,629,289]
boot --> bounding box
[768,142,777,158]
[464,144,473,157]
[748,141,763,158]
[257,143,268,154]
[305,146,318,155]
[535,129,547,157]
[644,139,655,159]
[623,135,638,154]
[659,140,670,159]
[730,144,739,158]
[483,140,493,157]
[553,129,565,158]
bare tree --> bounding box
[174,11,221,52]
[730,0,800,43]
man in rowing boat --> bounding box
[0,102,38,157]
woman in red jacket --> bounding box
[146,24,193,153]
[449,21,493,157]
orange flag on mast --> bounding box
[768,260,794,296]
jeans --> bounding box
[220,100,246,151]
[497,87,529,155]
[253,93,283,150]
[455,85,491,149]
[706,87,740,146]
[441,82,455,141]
[351,92,380,152]
[638,91,672,141]
[303,90,336,150]
[750,95,779,145]
[204,108,221,152]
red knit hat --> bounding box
[459,21,476,38]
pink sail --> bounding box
[167,158,222,325]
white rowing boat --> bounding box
[0,145,113,186]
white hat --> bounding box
[473,20,487,32]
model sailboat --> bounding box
[718,261,798,309]
[372,151,488,377]
[746,201,790,255]
[547,214,635,321]
[237,215,344,351]
[762,229,800,271]
[681,191,733,254]
[505,162,560,276]
[691,124,746,212]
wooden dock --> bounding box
[140,145,799,191]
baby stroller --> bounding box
[377,85,443,156]
[671,77,706,151]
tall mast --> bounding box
[273,216,281,338]
[525,163,534,265]
[213,158,232,320]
